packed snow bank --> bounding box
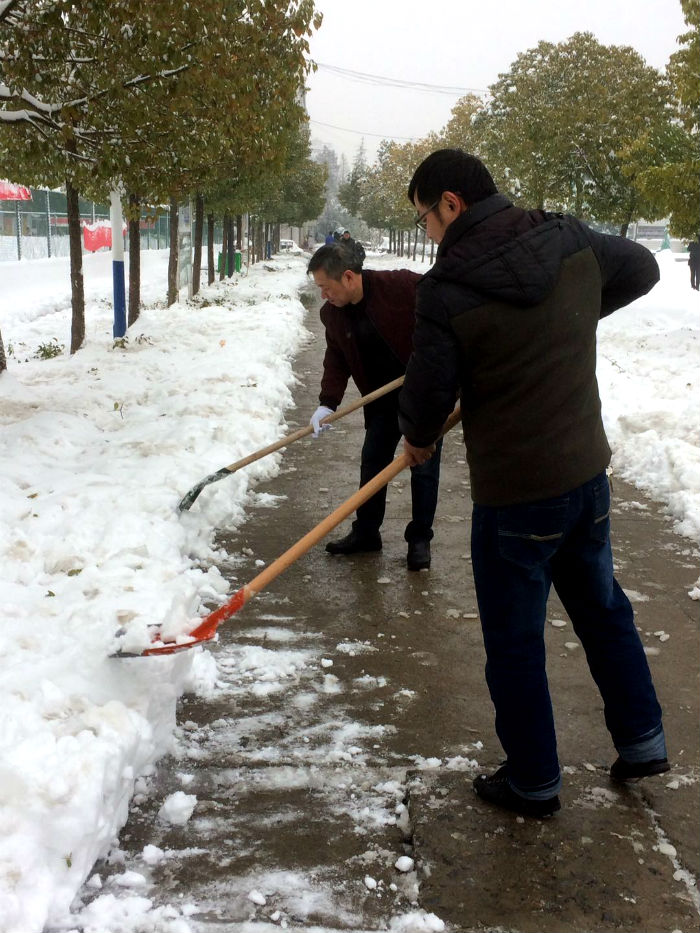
[0,251,312,931]
[598,249,700,544]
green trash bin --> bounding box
[235,250,242,273]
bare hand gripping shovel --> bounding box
[121,404,462,657]
[178,377,406,511]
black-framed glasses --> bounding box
[415,200,440,231]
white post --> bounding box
[45,189,52,258]
[110,189,126,337]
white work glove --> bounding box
[310,405,335,438]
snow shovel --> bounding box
[177,376,406,512]
[121,403,462,657]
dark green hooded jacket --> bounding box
[398,194,660,506]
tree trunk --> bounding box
[227,215,235,277]
[0,328,6,374]
[66,177,85,353]
[574,177,583,218]
[128,193,141,326]
[193,193,204,295]
[236,214,242,250]
[220,212,229,279]
[167,196,178,306]
[207,213,215,285]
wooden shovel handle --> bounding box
[145,403,461,655]
[222,376,406,473]
[177,376,406,511]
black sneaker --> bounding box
[407,539,431,571]
[325,530,382,555]
[473,765,561,818]
[610,756,670,783]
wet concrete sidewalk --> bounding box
[75,284,699,931]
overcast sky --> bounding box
[305,0,688,169]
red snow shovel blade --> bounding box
[117,405,461,657]
[138,588,248,657]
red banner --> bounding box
[82,221,126,251]
[83,221,112,251]
[0,180,32,201]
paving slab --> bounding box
[409,767,698,933]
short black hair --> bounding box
[407,149,497,207]
[307,242,363,278]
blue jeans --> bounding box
[354,401,441,542]
[471,471,666,799]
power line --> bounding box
[316,62,487,96]
[309,118,417,141]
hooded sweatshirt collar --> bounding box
[437,194,513,259]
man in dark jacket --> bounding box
[308,242,441,570]
[399,149,668,817]
[341,229,366,265]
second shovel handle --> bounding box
[220,376,405,475]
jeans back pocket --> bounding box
[497,500,569,570]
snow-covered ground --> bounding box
[0,244,698,933]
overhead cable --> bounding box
[309,118,417,141]
[315,62,487,96]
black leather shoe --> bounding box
[610,756,670,783]
[473,766,561,818]
[407,539,431,571]
[325,530,382,555]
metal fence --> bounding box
[1,187,316,266]
[0,188,175,261]
[1,187,223,262]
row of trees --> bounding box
[339,7,699,244]
[0,0,326,365]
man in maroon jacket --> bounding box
[307,242,441,570]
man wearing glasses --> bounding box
[307,241,442,570]
[398,148,667,817]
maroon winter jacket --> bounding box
[319,268,421,409]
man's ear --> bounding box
[442,191,468,214]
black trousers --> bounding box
[353,401,442,542]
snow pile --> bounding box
[598,250,700,544]
[0,250,311,931]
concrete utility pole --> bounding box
[110,189,126,338]
[14,200,21,260]
[45,189,52,258]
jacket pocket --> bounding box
[497,500,568,570]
